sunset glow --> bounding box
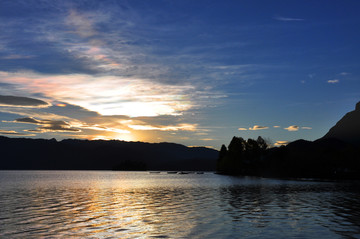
[0,0,359,148]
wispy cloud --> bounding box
[14,117,80,133]
[327,79,339,84]
[0,4,249,121]
[0,54,35,60]
[274,15,305,22]
[67,121,130,134]
[200,138,215,141]
[0,1,328,148]
[301,126,312,130]
[0,129,35,136]
[284,125,299,131]
[249,125,269,130]
[128,123,197,131]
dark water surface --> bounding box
[1,171,360,238]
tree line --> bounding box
[217,136,268,175]
[217,136,360,179]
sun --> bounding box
[112,133,136,141]
[89,133,136,142]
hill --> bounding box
[322,102,360,145]
[0,136,218,171]
[217,101,360,179]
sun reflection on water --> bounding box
[1,171,360,238]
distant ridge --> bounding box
[322,101,360,145]
[0,136,218,171]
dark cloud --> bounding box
[14,117,81,133]
[15,117,40,124]
[0,83,15,88]
[43,102,100,119]
[0,95,50,107]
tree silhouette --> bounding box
[217,136,269,175]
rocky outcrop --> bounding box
[322,102,360,145]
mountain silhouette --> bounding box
[322,101,360,145]
[217,101,360,179]
[0,137,218,171]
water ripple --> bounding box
[1,171,360,238]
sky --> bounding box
[0,0,359,149]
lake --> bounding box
[0,171,360,238]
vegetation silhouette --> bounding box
[0,137,218,171]
[217,136,268,175]
[217,102,360,180]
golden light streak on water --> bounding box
[1,171,360,238]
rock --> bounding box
[322,101,360,145]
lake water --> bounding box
[0,171,360,238]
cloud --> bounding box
[238,128,247,131]
[0,3,242,121]
[14,117,42,124]
[249,125,268,130]
[200,138,214,141]
[0,107,74,122]
[70,121,130,134]
[0,71,197,117]
[0,54,35,60]
[274,141,289,146]
[14,117,80,132]
[339,72,350,76]
[273,126,281,128]
[284,125,299,131]
[0,129,35,136]
[0,2,293,147]
[327,79,339,84]
[0,95,50,108]
[308,74,315,79]
[128,123,197,131]
[301,127,312,130]
[66,9,98,38]
[274,16,305,22]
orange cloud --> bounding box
[274,141,289,146]
[249,125,269,130]
[201,138,215,141]
[0,129,35,136]
[284,125,299,131]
